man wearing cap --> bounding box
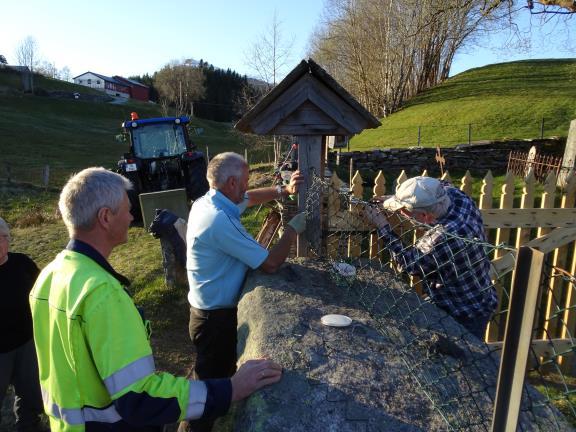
[363,176,497,339]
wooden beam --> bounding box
[481,208,576,228]
[297,135,323,257]
[492,247,544,432]
[488,338,575,359]
[490,227,576,279]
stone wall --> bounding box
[224,259,569,431]
[329,138,566,178]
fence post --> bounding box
[540,118,545,140]
[417,126,421,146]
[6,163,11,184]
[205,146,210,161]
[491,246,545,432]
[244,147,248,163]
[468,123,472,146]
[43,165,50,190]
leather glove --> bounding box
[287,213,307,234]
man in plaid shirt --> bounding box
[364,176,497,339]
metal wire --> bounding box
[302,173,575,431]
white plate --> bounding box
[321,314,353,327]
[332,262,356,278]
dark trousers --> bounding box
[0,339,44,432]
[455,313,492,340]
[181,306,237,432]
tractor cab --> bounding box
[117,112,209,221]
[126,116,188,159]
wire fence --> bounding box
[357,118,556,149]
[302,173,575,431]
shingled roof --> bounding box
[235,58,380,136]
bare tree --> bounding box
[154,60,205,116]
[310,0,491,117]
[0,55,7,65]
[482,0,576,14]
[59,66,72,82]
[15,36,39,71]
[244,11,295,165]
[245,10,295,91]
[36,60,58,79]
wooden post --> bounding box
[348,171,363,258]
[297,135,322,257]
[327,172,343,258]
[5,163,11,184]
[558,172,576,370]
[370,171,386,259]
[539,172,559,341]
[460,170,473,196]
[489,172,515,342]
[43,165,50,190]
[491,246,544,432]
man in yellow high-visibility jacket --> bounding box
[30,167,282,432]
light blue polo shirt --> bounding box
[186,189,269,310]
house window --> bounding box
[88,79,92,84]
[79,80,83,83]
[96,80,100,84]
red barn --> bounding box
[113,76,150,102]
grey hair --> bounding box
[206,152,247,188]
[59,167,132,235]
[412,194,451,219]
[0,217,10,239]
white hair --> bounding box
[206,152,247,188]
[0,217,10,239]
[412,194,451,219]
[59,167,132,235]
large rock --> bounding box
[227,259,571,432]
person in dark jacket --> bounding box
[0,216,46,432]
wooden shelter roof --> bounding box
[235,58,380,136]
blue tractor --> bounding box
[116,112,209,220]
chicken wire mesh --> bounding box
[299,173,575,431]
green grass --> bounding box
[352,59,576,150]
[0,69,250,187]
[0,68,102,95]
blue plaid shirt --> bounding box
[379,184,497,320]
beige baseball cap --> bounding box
[383,176,446,211]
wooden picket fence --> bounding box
[324,167,576,359]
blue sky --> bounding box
[1,0,574,80]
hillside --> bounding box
[0,69,246,187]
[351,59,576,150]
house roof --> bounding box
[72,71,126,86]
[113,76,149,89]
[235,58,380,135]
[6,65,31,73]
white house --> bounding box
[73,72,130,98]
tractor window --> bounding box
[131,123,188,159]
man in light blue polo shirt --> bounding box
[185,152,305,432]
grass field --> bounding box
[0,69,251,187]
[351,59,576,150]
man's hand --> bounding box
[287,213,306,234]
[285,170,304,195]
[231,359,283,402]
[360,204,389,228]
